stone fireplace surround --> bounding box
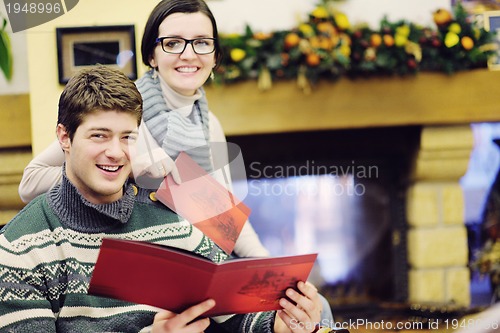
[204,69,500,307]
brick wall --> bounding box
[406,125,473,306]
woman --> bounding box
[19,0,266,259]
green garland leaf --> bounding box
[0,18,13,82]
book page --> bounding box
[156,152,250,254]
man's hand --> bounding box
[152,299,215,333]
[274,281,323,333]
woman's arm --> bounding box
[209,112,270,258]
[18,140,64,203]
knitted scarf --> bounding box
[135,70,213,172]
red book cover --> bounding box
[88,238,317,317]
[155,152,250,255]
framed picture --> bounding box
[453,0,500,14]
[484,11,500,70]
[56,25,137,84]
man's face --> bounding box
[57,110,138,204]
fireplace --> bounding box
[224,121,475,320]
[228,126,422,310]
[201,73,484,324]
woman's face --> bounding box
[150,12,216,96]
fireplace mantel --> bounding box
[205,69,500,136]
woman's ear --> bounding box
[56,124,71,152]
[149,56,157,68]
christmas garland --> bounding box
[213,2,498,92]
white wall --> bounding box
[209,0,451,33]
[208,0,317,33]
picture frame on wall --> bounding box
[452,0,500,13]
[484,11,500,70]
[56,25,137,84]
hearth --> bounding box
[228,126,422,309]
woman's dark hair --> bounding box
[141,0,222,68]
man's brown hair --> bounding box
[58,65,143,140]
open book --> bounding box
[155,152,250,255]
[88,238,317,317]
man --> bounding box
[0,66,324,333]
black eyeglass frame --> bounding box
[155,37,217,55]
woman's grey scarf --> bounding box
[135,70,213,172]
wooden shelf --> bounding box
[205,69,500,136]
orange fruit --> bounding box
[383,34,394,47]
[253,32,272,41]
[370,34,382,47]
[309,36,321,49]
[461,36,474,50]
[317,22,336,35]
[284,32,301,49]
[306,53,321,66]
[433,9,453,26]
[317,36,333,50]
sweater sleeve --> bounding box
[0,230,58,332]
[18,140,64,203]
[208,112,270,258]
[215,311,276,333]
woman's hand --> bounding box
[152,299,215,333]
[274,281,323,333]
[131,147,181,183]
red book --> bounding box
[88,238,318,317]
[155,152,250,255]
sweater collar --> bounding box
[47,166,135,233]
[157,69,202,116]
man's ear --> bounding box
[56,124,71,152]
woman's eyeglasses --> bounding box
[155,37,216,55]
